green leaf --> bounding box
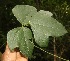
[29,10,67,47]
[12,5,37,25]
[39,10,53,16]
[7,27,34,58]
[12,5,67,48]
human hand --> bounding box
[1,44,28,61]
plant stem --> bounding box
[53,37,57,61]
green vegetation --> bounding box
[0,0,70,61]
[7,5,67,58]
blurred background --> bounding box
[0,0,70,61]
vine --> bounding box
[34,44,69,61]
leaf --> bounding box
[12,5,37,25]
[39,10,53,16]
[7,27,34,58]
[12,5,67,48]
[28,10,67,47]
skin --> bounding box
[1,44,28,61]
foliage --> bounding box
[7,27,34,58]
[0,0,70,61]
[7,5,67,58]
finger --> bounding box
[16,57,28,61]
[2,52,17,61]
[16,52,27,58]
[4,43,10,55]
[16,52,28,61]
[7,51,16,61]
[16,52,21,58]
[2,44,17,61]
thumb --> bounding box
[16,52,28,61]
[2,44,17,61]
